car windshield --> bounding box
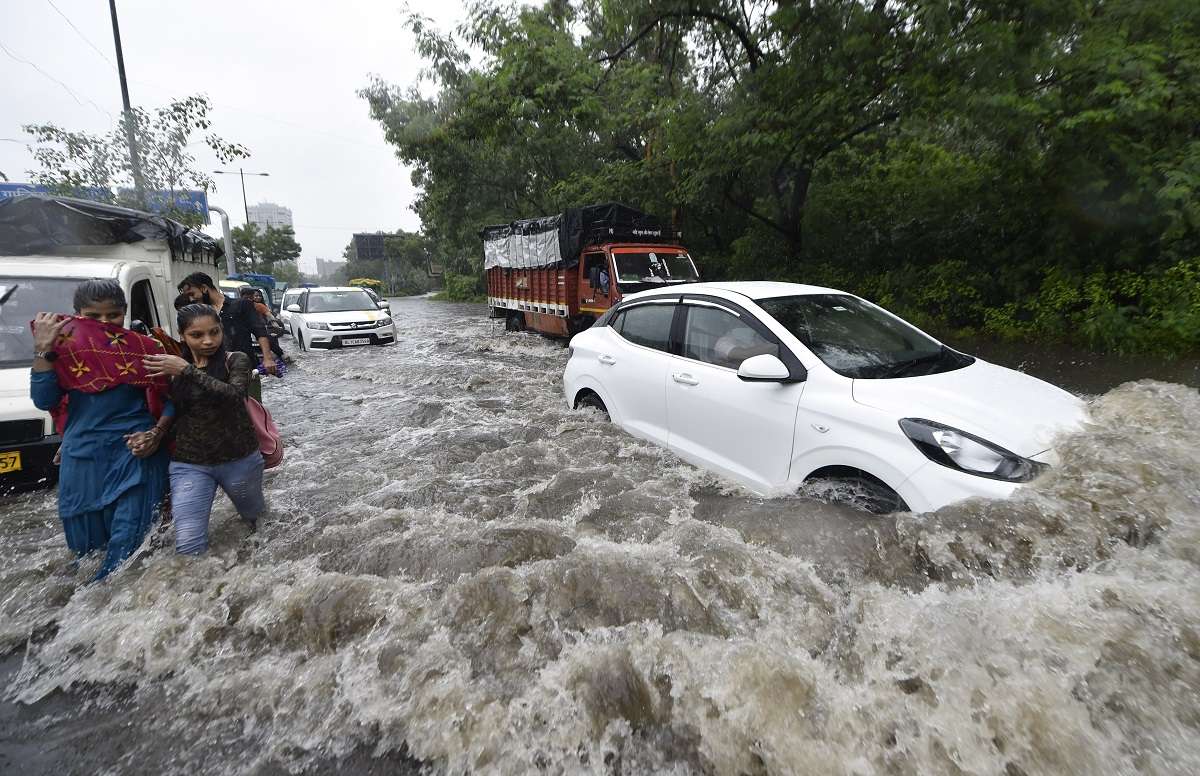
[613,251,698,284]
[757,294,970,379]
[306,290,376,313]
[0,277,86,368]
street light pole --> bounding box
[108,0,146,205]
[214,169,269,272]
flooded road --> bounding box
[2,296,1199,775]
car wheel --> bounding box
[805,469,908,515]
[575,391,609,420]
[297,331,306,352]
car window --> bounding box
[682,304,778,369]
[306,290,375,313]
[617,304,674,351]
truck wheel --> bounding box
[505,313,526,332]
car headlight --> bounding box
[307,321,330,330]
[899,418,1046,482]
[378,316,392,327]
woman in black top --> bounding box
[143,304,264,554]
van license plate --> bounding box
[0,451,21,474]
[342,337,370,346]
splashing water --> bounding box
[2,298,1198,775]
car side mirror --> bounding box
[588,266,601,289]
[287,304,302,313]
[737,354,793,382]
[130,319,149,335]
[377,301,388,309]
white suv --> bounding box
[563,282,1087,513]
[285,286,395,351]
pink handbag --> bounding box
[228,354,284,468]
[247,396,284,469]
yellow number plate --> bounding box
[0,451,21,474]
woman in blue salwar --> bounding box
[30,280,172,581]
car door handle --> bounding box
[672,373,700,386]
[598,354,616,365]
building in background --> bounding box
[315,257,346,283]
[247,201,293,231]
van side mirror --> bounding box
[287,304,302,313]
[588,266,601,289]
[130,319,150,335]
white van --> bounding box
[0,195,226,492]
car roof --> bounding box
[624,281,845,303]
[297,286,369,293]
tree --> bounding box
[364,0,1200,352]
[233,224,302,274]
[23,95,248,225]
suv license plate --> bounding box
[0,451,21,474]
[342,337,371,346]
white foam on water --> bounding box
[2,299,1198,775]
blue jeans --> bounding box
[170,452,265,555]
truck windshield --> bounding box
[0,277,86,368]
[613,252,698,284]
[306,290,376,313]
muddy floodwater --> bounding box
[2,297,1199,775]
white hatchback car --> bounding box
[563,282,1087,513]
[285,286,395,351]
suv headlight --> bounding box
[307,320,330,330]
[899,418,1046,482]
[378,316,392,327]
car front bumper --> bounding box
[306,326,396,349]
[897,459,1023,513]
[0,434,62,494]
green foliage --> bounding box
[233,224,301,274]
[23,96,248,226]
[432,273,487,303]
[364,0,1200,354]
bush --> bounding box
[432,273,486,303]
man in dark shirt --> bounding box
[177,273,277,382]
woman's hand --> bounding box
[142,354,189,377]
[32,312,68,353]
[125,429,163,458]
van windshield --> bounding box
[0,277,86,367]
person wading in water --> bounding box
[176,273,276,401]
[30,280,171,580]
[143,304,265,554]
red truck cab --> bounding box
[484,204,700,337]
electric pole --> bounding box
[108,0,146,206]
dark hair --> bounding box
[239,286,256,298]
[176,303,228,378]
[178,272,215,293]
[173,292,191,311]
[73,279,127,313]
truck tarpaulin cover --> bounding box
[481,202,667,270]
[0,193,223,259]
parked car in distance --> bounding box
[362,287,391,314]
[278,287,304,334]
[285,286,395,351]
[563,281,1087,513]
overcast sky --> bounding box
[0,0,467,272]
